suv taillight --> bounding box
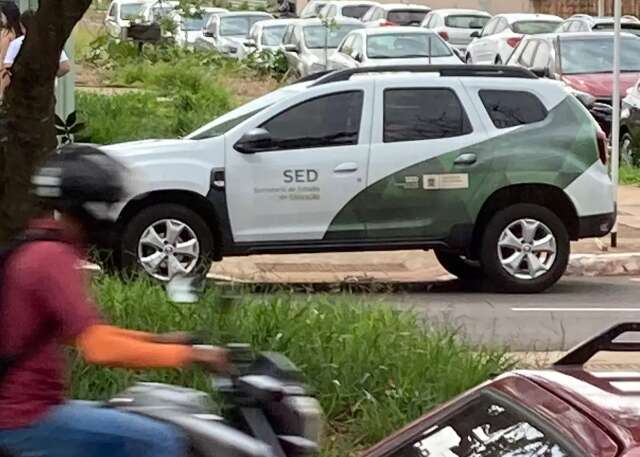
[506,36,523,48]
[438,30,449,41]
[596,129,608,165]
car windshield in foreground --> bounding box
[220,16,266,36]
[444,14,490,29]
[367,33,452,58]
[121,3,145,19]
[387,10,429,26]
[303,24,362,48]
[189,107,268,140]
[561,36,640,74]
[342,5,372,19]
[262,25,287,46]
[512,20,561,34]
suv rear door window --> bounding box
[261,91,364,150]
[479,90,548,129]
[384,88,472,143]
[388,394,576,457]
[342,4,371,19]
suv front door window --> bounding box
[224,84,374,242]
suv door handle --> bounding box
[334,162,359,173]
[454,153,477,166]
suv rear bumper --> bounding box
[578,209,616,239]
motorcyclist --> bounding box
[0,145,227,457]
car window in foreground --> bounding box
[512,20,561,34]
[303,24,363,48]
[261,91,364,150]
[444,15,490,29]
[342,5,372,19]
[388,394,575,457]
[387,10,428,26]
[479,90,547,129]
[262,25,287,46]
[384,88,472,143]
[560,36,640,74]
[367,33,452,58]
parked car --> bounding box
[465,13,562,64]
[361,3,431,27]
[281,17,363,77]
[194,11,274,57]
[421,9,491,53]
[556,14,640,36]
[170,7,229,47]
[140,0,177,23]
[621,79,640,165]
[105,0,150,38]
[243,19,297,57]
[102,64,613,292]
[299,0,328,18]
[317,0,379,21]
[328,27,461,70]
[363,323,640,457]
[506,32,640,136]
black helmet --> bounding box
[32,144,127,218]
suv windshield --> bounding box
[512,20,561,34]
[367,33,452,58]
[342,5,371,19]
[262,25,287,46]
[303,24,362,48]
[561,36,640,74]
[182,13,214,31]
[445,14,490,29]
[121,3,145,19]
[190,107,268,140]
[220,16,267,36]
[387,10,428,26]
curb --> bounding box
[566,252,640,277]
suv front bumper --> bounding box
[578,209,617,239]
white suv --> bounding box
[104,65,615,293]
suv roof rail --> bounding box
[554,322,640,366]
[311,65,537,86]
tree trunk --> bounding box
[0,0,91,241]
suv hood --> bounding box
[562,72,640,99]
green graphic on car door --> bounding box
[325,96,597,241]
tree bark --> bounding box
[0,0,91,241]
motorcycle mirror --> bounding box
[166,275,202,303]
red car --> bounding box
[364,323,640,457]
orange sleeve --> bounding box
[75,325,193,369]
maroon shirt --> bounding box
[0,220,99,428]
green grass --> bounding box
[72,277,513,455]
[620,165,640,185]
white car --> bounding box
[171,7,229,47]
[281,17,363,77]
[465,13,562,64]
[299,0,328,18]
[317,0,379,21]
[328,27,461,70]
[361,3,431,28]
[105,0,150,38]
[102,65,615,293]
[195,11,274,57]
[139,0,177,23]
[421,9,491,53]
[243,19,297,57]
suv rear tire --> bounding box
[120,204,214,281]
[480,204,569,293]
[434,250,484,280]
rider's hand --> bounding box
[153,331,196,345]
[191,346,229,373]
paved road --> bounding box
[382,276,640,351]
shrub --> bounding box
[71,277,513,455]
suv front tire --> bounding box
[480,204,569,293]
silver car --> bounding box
[281,17,363,77]
[328,26,462,70]
[243,19,298,57]
[421,9,492,53]
[195,11,274,57]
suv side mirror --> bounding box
[353,53,362,62]
[470,30,481,38]
[235,128,272,154]
[530,66,549,78]
[204,30,216,38]
[283,43,299,53]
